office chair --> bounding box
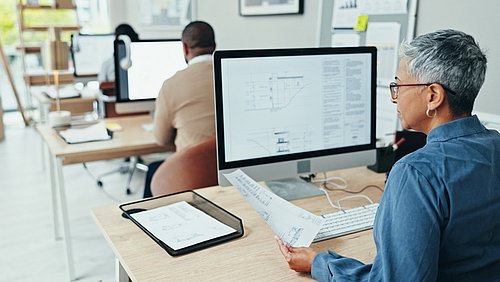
[82,81,147,195]
[83,157,148,194]
[151,137,217,196]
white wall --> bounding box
[107,0,499,115]
[198,0,321,49]
[416,0,499,115]
[108,0,321,47]
[108,0,185,39]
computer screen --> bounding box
[70,33,114,77]
[214,47,377,187]
[114,39,187,114]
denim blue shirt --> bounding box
[312,115,500,281]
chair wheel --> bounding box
[126,188,132,195]
[97,181,103,187]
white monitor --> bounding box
[70,33,114,77]
[213,47,377,188]
[114,39,187,114]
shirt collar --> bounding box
[188,54,212,66]
[427,115,486,143]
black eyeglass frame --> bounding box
[389,82,455,101]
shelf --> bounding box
[24,73,74,86]
[16,44,41,53]
[19,4,77,10]
[21,26,80,32]
[32,91,96,117]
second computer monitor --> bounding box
[214,47,377,186]
[114,39,187,114]
[71,33,115,77]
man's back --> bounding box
[153,59,215,151]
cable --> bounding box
[319,188,375,211]
[319,188,342,210]
[324,183,384,194]
[314,172,383,210]
[312,173,348,190]
[336,194,374,208]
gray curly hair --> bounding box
[399,29,487,116]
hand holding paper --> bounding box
[223,169,324,247]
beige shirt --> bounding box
[153,57,215,151]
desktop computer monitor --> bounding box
[70,33,115,77]
[213,47,377,190]
[114,39,187,114]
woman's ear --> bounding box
[427,83,446,110]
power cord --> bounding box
[310,172,383,210]
[319,187,375,211]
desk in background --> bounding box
[37,115,175,281]
[92,166,385,281]
[33,91,97,123]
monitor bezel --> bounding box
[114,38,183,104]
[213,46,377,171]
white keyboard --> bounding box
[313,203,379,242]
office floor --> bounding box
[0,112,166,282]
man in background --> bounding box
[144,21,217,198]
[153,20,216,151]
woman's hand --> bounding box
[275,235,318,273]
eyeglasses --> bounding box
[389,82,456,101]
[389,82,432,101]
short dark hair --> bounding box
[115,23,139,41]
[181,21,216,50]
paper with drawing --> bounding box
[224,169,324,247]
[130,201,236,250]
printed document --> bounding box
[131,201,236,251]
[224,169,324,247]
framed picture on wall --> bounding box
[239,0,304,16]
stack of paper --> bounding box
[58,122,111,144]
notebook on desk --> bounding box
[56,122,112,144]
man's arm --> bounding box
[153,80,175,146]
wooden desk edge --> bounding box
[36,115,175,165]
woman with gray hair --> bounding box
[276,29,500,281]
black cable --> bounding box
[323,182,384,194]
